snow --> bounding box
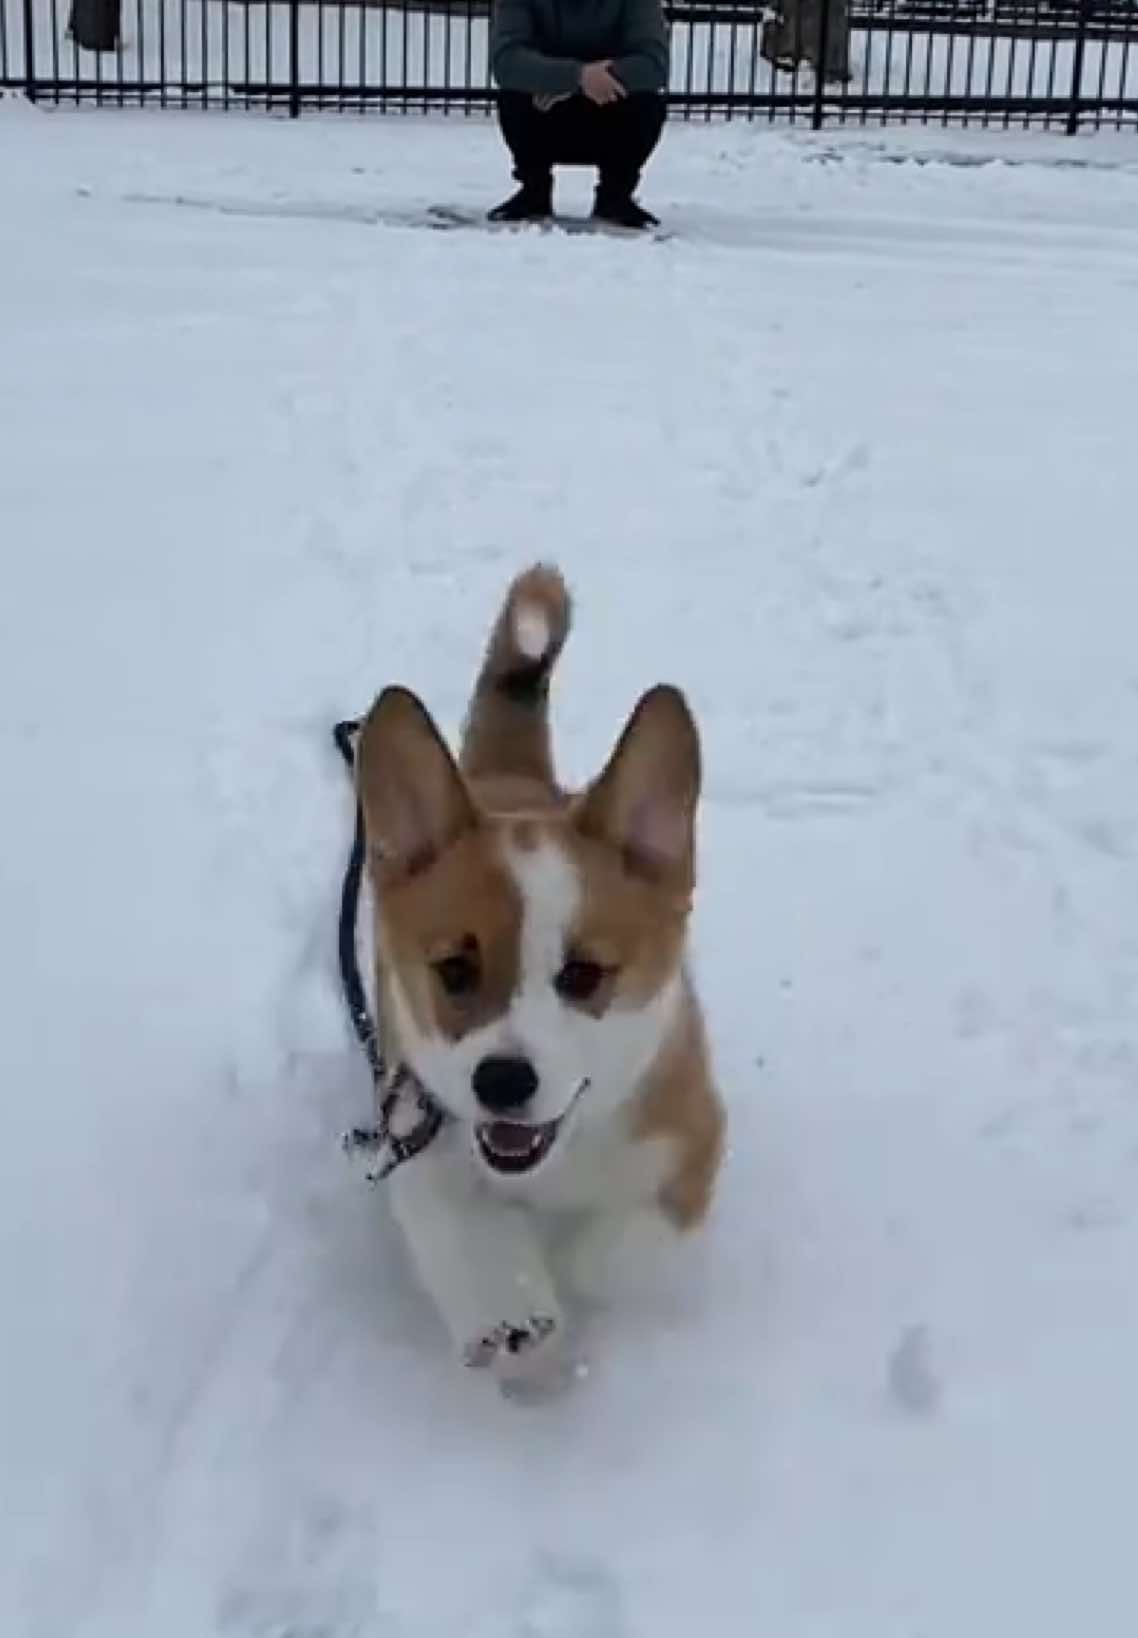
[3,97,1138,1638]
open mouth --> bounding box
[473,1080,589,1177]
[475,1116,562,1175]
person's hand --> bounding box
[579,61,627,105]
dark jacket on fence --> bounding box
[490,0,670,98]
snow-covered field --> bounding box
[3,98,1138,1638]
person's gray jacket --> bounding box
[490,0,670,98]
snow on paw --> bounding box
[462,1312,556,1368]
[462,1312,564,1397]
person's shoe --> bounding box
[592,189,659,231]
[488,181,553,224]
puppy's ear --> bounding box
[356,687,476,880]
[575,686,700,886]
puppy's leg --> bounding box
[389,1143,562,1386]
[562,1205,684,1309]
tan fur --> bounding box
[356,687,475,883]
[631,984,724,1228]
[460,564,572,788]
[357,563,725,1233]
[376,827,523,1042]
[574,683,701,890]
[561,826,690,1014]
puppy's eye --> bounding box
[433,950,480,998]
[555,957,607,1003]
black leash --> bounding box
[333,720,384,1083]
[334,718,446,1180]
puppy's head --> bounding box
[356,686,700,1181]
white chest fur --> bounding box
[476,1105,676,1215]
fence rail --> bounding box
[2,0,1136,128]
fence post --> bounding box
[22,0,36,101]
[288,0,301,118]
[811,0,834,130]
[1065,0,1090,136]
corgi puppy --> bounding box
[356,565,724,1387]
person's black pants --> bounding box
[497,91,665,195]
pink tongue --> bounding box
[484,1121,540,1154]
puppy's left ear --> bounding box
[575,685,700,886]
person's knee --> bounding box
[605,91,665,166]
[606,91,665,146]
[496,89,534,127]
[623,91,666,129]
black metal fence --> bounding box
[2,0,1135,129]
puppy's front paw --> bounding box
[462,1312,556,1369]
[462,1313,566,1398]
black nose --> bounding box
[472,1055,539,1114]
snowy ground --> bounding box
[3,99,1138,1638]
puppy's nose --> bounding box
[472,1055,539,1114]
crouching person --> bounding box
[488,0,669,230]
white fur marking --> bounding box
[508,839,580,1001]
[513,601,551,661]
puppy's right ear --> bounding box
[356,687,477,880]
